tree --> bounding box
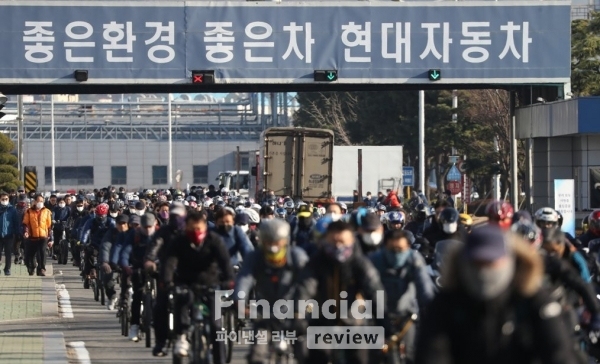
[0,134,21,192]
[572,12,600,96]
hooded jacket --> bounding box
[383,191,401,208]
[415,236,577,364]
[0,204,21,238]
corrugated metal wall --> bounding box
[516,99,579,139]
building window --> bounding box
[44,166,93,186]
[111,166,127,185]
[152,165,167,185]
[193,165,208,184]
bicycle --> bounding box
[141,270,157,348]
[381,313,418,364]
[224,264,241,363]
[173,285,215,364]
[117,273,131,337]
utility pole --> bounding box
[418,91,425,193]
[17,95,24,182]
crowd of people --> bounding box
[2,184,600,364]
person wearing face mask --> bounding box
[405,203,431,238]
[134,200,147,216]
[119,213,157,342]
[243,208,261,248]
[292,210,317,256]
[259,206,275,221]
[212,208,254,266]
[423,207,466,254]
[144,202,187,357]
[369,229,435,364]
[355,212,385,255]
[416,226,577,364]
[100,214,130,311]
[234,218,309,364]
[156,202,170,226]
[542,229,591,283]
[13,194,29,265]
[163,211,234,361]
[22,194,53,276]
[45,194,57,210]
[0,191,21,276]
[80,203,114,288]
[70,199,88,267]
[51,198,71,260]
[294,220,385,364]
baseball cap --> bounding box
[129,214,141,226]
[361,213,382,232]
[465,225,509,262]
[116,215,129,224]
[235,213,249,225]
[141,213,156,227]
[135,201,146,210]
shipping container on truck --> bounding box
[332,146,404,201]
[257,127,334,202]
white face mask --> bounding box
[36,202,44,209]
[443,222,458,234]
[269,245,280,254]
[76,206,84,212]
[240,225,249,233]
[362,232,383,246]
[0,200,8,206]
[136,209,145,216]
[110,212,118,218]
[58,203,66,208]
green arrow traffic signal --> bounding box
[314,70,338,82]
[428,69,441,81]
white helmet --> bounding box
[235,206,245,214]
[251,204,262,213]
[221,187,229,194]
[244,208,261,224]
[203,199,213,208]
[534,207,559,223]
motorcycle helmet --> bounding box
[534,207,559,230]
[485,200,514,230]
[387,211,405,230]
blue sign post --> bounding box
[403,167,414,187]
[0,1,571,85]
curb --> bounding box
[42,263,59,318]
[43,332,69,364]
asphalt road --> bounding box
[53,262,250,364]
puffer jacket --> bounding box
[0,204,21,238]
[23,207,52,240]
[384,191,401,208]
[415,236,577,364]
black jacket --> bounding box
[163,231,234,287]
[416,238,577,364]
[145,222,181,264]
[295,245,385,327]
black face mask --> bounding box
[299,218,312,230]
[218,224,233,233]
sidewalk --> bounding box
[0,262,68,364]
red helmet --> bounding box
[95,203,109,216]
[485,200,514,230]
[589,210,600,236]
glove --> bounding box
[101,262,112,274]
[123,266,133,276]
[144,261,156,273]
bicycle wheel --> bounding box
[92,280,99,302]
[60,240,69,265]
[191,325,209,364]
[123,302,130,337]
[225,310,234,363]
[144,292,152,348]
[99,278,105,306]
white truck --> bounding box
[332,146,404,201]
[216,170,251,198]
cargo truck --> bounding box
[253,127,334,202]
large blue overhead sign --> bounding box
[0,1,571,85]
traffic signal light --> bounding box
[428,69,441,81]
[314,70,338,82]
[191,70,215,84]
